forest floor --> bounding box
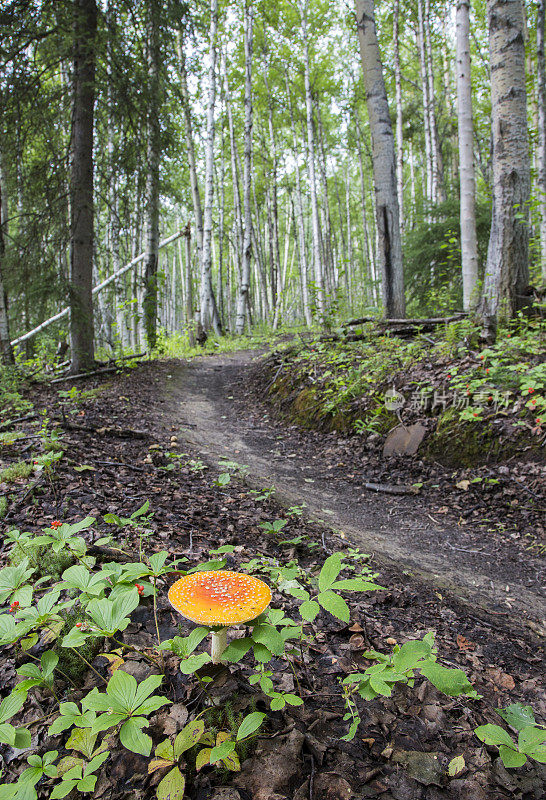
[0,352,545,800]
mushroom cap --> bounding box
[168,570,272,626]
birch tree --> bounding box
[301,0,325,321]
[355,0,405,318]
[235,1,254,334]
[456,0,479,309]
[69,0,97,373]
[143,0,160,350]
[201,0,222,335]
[479,0,530,327]
[393,0,404,232]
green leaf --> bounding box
[41,650,59,677]
[317,591,350,623]
[420,662,477,697]
[331,578,382,592]
[195,748,212,771]
[497,704,536,731]
[13,727,32,749]
[179,652,211,674]
[392,640,433,673]
[0,691,25,724]
[157,766,186,800]
[447,755,465,777]
[318,553,343,592]
[132,674,164,709]
[518,726,546,755]
[149,551,169,574]
[65,728,98,760]
[251,624,285,656]
[237,712,266,741]
[61,625,88,649]
[283,694,303,706]
[0,722,17,746]
[119,717,152,756]
[174,719,205,758]
[475,724,516,749]
[498,745,527,768]
[223,637,253,663]
[76,775,97,793]
[369,676,392,696]
[50,781,77,799]
[252,643,273,663]
[299,599,320,621]
[106,669,137,712]
[209,740,236,763]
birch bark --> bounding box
[393,0,404,232]
[285,71,312,325]
[479,0,530,326]
[456,0,479,309]
[355,0,405,317]
[143,0,160,350]
[301,0,325,321]
[200,0,222,335]
[235,2,254,334]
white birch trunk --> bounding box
[200,0,222,335]
[479,0,530,326]
[235,2,254,334]
[285,71,313,325]
[393,0,404,233]
[355,0,405,318]
[301,0,325,321]
[417,0,433,206]
[456,0,479,310]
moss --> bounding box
[0,495,7,518]
[10,541,75,580]
[55,607,104,683]
[423,409,535,467]
[0,461,33,483]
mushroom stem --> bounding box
[211,627,228,664]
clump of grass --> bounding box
[0,495,7,518]
[0,461,33,483]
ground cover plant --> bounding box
[0,357,544,800]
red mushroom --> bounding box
[168,570,272,664]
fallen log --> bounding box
[362,482,419,496]
[344,313,467,327]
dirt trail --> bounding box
[168,351,546,629]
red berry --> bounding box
[75,622,82,628]
[528,388,534,394]
[136,584,144,595]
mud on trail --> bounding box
[169,350,546,630]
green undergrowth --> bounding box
[0,508,544,800]
[152,324,306,360]
[258,316,546,466]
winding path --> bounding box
[168,351,546,631]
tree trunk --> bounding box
[417,0,433,206]
[285,71,313,325]
[425,0,445,203]
[537,0,546,283]
[69,0,97,373]
[201,0,222,334]
[456,0,479,309]
[479,0,530,326]
[235,2,254,334]
[0,158,14,364]
[393,0,404,233]
[301,0,325,321]
[143,0,161,351]
[177,31,204,267]
[355,0,405,318]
